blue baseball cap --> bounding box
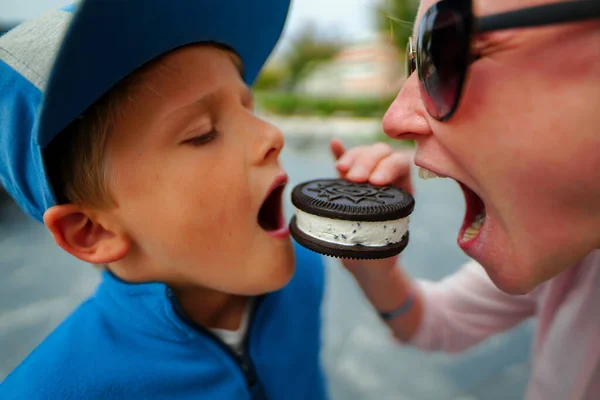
[0,0,290,222]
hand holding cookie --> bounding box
[287,139,415,262]
[330,138,414,195]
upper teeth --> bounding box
[418,167,441,180]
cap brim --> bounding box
[37,0,290,148]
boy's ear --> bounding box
[43,204,131,265]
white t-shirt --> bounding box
[210,300,253,356]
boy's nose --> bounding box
[252,119,284,165]
[382,74,432,141]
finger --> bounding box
[372,169,414,195]
[369,152,412,186]
[330,137,346,161]
[335,146,363,174]
[346,143,393,182]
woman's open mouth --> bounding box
[458,182,486,245]
[417,166,486,247]
[258,174,289,238]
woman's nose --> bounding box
[382,73,432,140]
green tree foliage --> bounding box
[283,22,342,90]
[254,67,287,91]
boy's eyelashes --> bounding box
[183,130,219,147]
[179,96,253,147]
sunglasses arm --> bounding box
[476,0,600,33]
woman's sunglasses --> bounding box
[407,0,600,121]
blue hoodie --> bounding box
[0,243,327,400]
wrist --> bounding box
[378,290,416,321]
[350,261,414,310]
[349,261,407,293]
[345,256,399,282]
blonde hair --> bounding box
[45,72,142,208]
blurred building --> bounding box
[296,34,403,98]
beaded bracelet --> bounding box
[378,292,415,321]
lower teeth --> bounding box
[462,213,485,241]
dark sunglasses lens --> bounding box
[417,6,468,120]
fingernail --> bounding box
[371,171,388,182]
[336,160,349,170]
[348,166,368,179]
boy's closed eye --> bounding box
[183,129,219,147]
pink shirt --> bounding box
[410,250,600,400]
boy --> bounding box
[0,1,411,399]
[0,1,326,399]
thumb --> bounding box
[330,137,346,161]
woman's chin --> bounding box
[460,218,541,295]
[478,243,553,295]
[485,266,538,295]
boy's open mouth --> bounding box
[418,166,486,245]
[258,174,288,233]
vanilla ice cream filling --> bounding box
[295,208,409,247]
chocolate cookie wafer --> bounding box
[289,178,414,259]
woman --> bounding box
[331,0,600,398]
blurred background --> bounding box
[1,0,533,399]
